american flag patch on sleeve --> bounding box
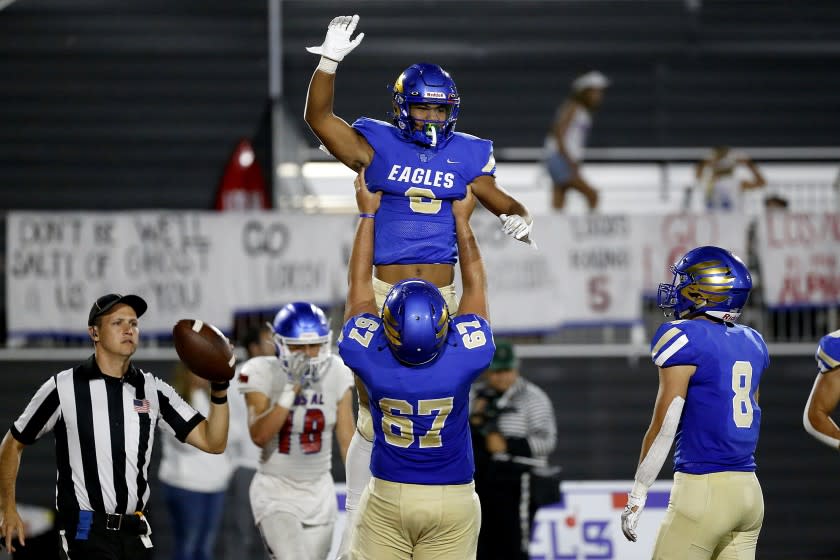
[133,399,150,413]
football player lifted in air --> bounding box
[304,15,535,554]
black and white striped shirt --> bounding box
[11,355,202,520]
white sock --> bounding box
[336,432,372,558]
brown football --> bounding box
[172,319,235,382]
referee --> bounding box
[0,293,230,559]
[470,341,558,560]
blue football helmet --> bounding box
[381,279,450,365]
[271,302,332,386]
[657,246,752,321]
[392,63,460,148]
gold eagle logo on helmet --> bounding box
[680,260,736,304]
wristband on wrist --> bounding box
[210,394,228,405]
[317,56,338,74]
[277,388,296,410]
[359,213,375,219]
[210,380,230,392]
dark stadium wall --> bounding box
[0,0,269,211]
[2,1,839,211]
[282,0,840,149]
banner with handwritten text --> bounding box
[756,212,840,307]
[6,212,351,337]
[4,211,772,339]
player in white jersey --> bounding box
[238,302,355,560]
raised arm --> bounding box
[453,187,488,320]
[344,169,382,321]
[334,388,356,463]
[739,156,767,190]
[303,15,373,171]
[185,382,230,454]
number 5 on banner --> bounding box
[588,276,610,312]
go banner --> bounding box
[638,213,749,299]
[756,212,840,307]
[6,212,351,337]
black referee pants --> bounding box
[58,513,151,560]
[59,528,150,560]
[476,473,533,560]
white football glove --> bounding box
[283,352,324,390]
[306,15,365,62]
[620,491,646,542]
[499,213,531,239]
[499,213,537,249]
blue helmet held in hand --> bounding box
[382,279,450,365]
[392,63,460,148]
[657,246,752,321]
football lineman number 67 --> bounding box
[380,397,454,448]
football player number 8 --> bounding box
[379,397,454,448]
[731,361,754,428]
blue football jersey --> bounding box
[352,118,496,265]
[650,319,769,474]
[815,329,840,373]
[338,312,495,485]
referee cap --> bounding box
[88,293,148,326]
[488,340,518,372]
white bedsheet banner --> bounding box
[756,212,840,307]
[6,212,353,337]
[638,213,749,299]
[465,214,644,332]
[6,212,752,338]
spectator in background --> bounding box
[158,364,234,560]
[695,146,766,212]
[545,70,609,211]
[219,324,275,560]
[470,341,558,560]
[803,329,840,450]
